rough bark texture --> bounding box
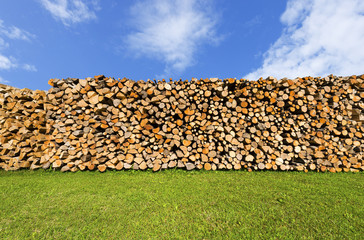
[1,74,363,172]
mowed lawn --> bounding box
[0,170,363,239]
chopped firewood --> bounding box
[0,74,363,172]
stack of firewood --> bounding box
[0,84,51,170]
[0,74,363,172]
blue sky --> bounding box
[1,0,364,90]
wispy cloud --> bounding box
[0,20,36,78]
[23,64,37,72]
[0,54,16,70]
[39,0,100,26]
[245,0,364,80]
[0,76,9,84]
[244,15,262,28]
[0,20,35,62]
[0,20,35,41]
[0,38,9,50]
[126,0,221,76]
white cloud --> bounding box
[0,54,16,70]
[245,0,364,80]
[0,20,36,77]
[0,76,9,84]
[39,0,99,26]
[23,64,37,72]
[126,0,220,75]
[0,20,35,41]
[0,37,9,50]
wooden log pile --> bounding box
[0,74,363,172]
[0,84,51,170]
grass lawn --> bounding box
[0,170,363,239]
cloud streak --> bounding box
[126,0,220,76]
[245,0,364,80]
[0,20,37,83]
[0,20,35,41]
[0,54,16,70]
[39,0,100,26]
[23,64,37,72]
[0,76,9,84]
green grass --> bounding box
[0,170,363,239]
